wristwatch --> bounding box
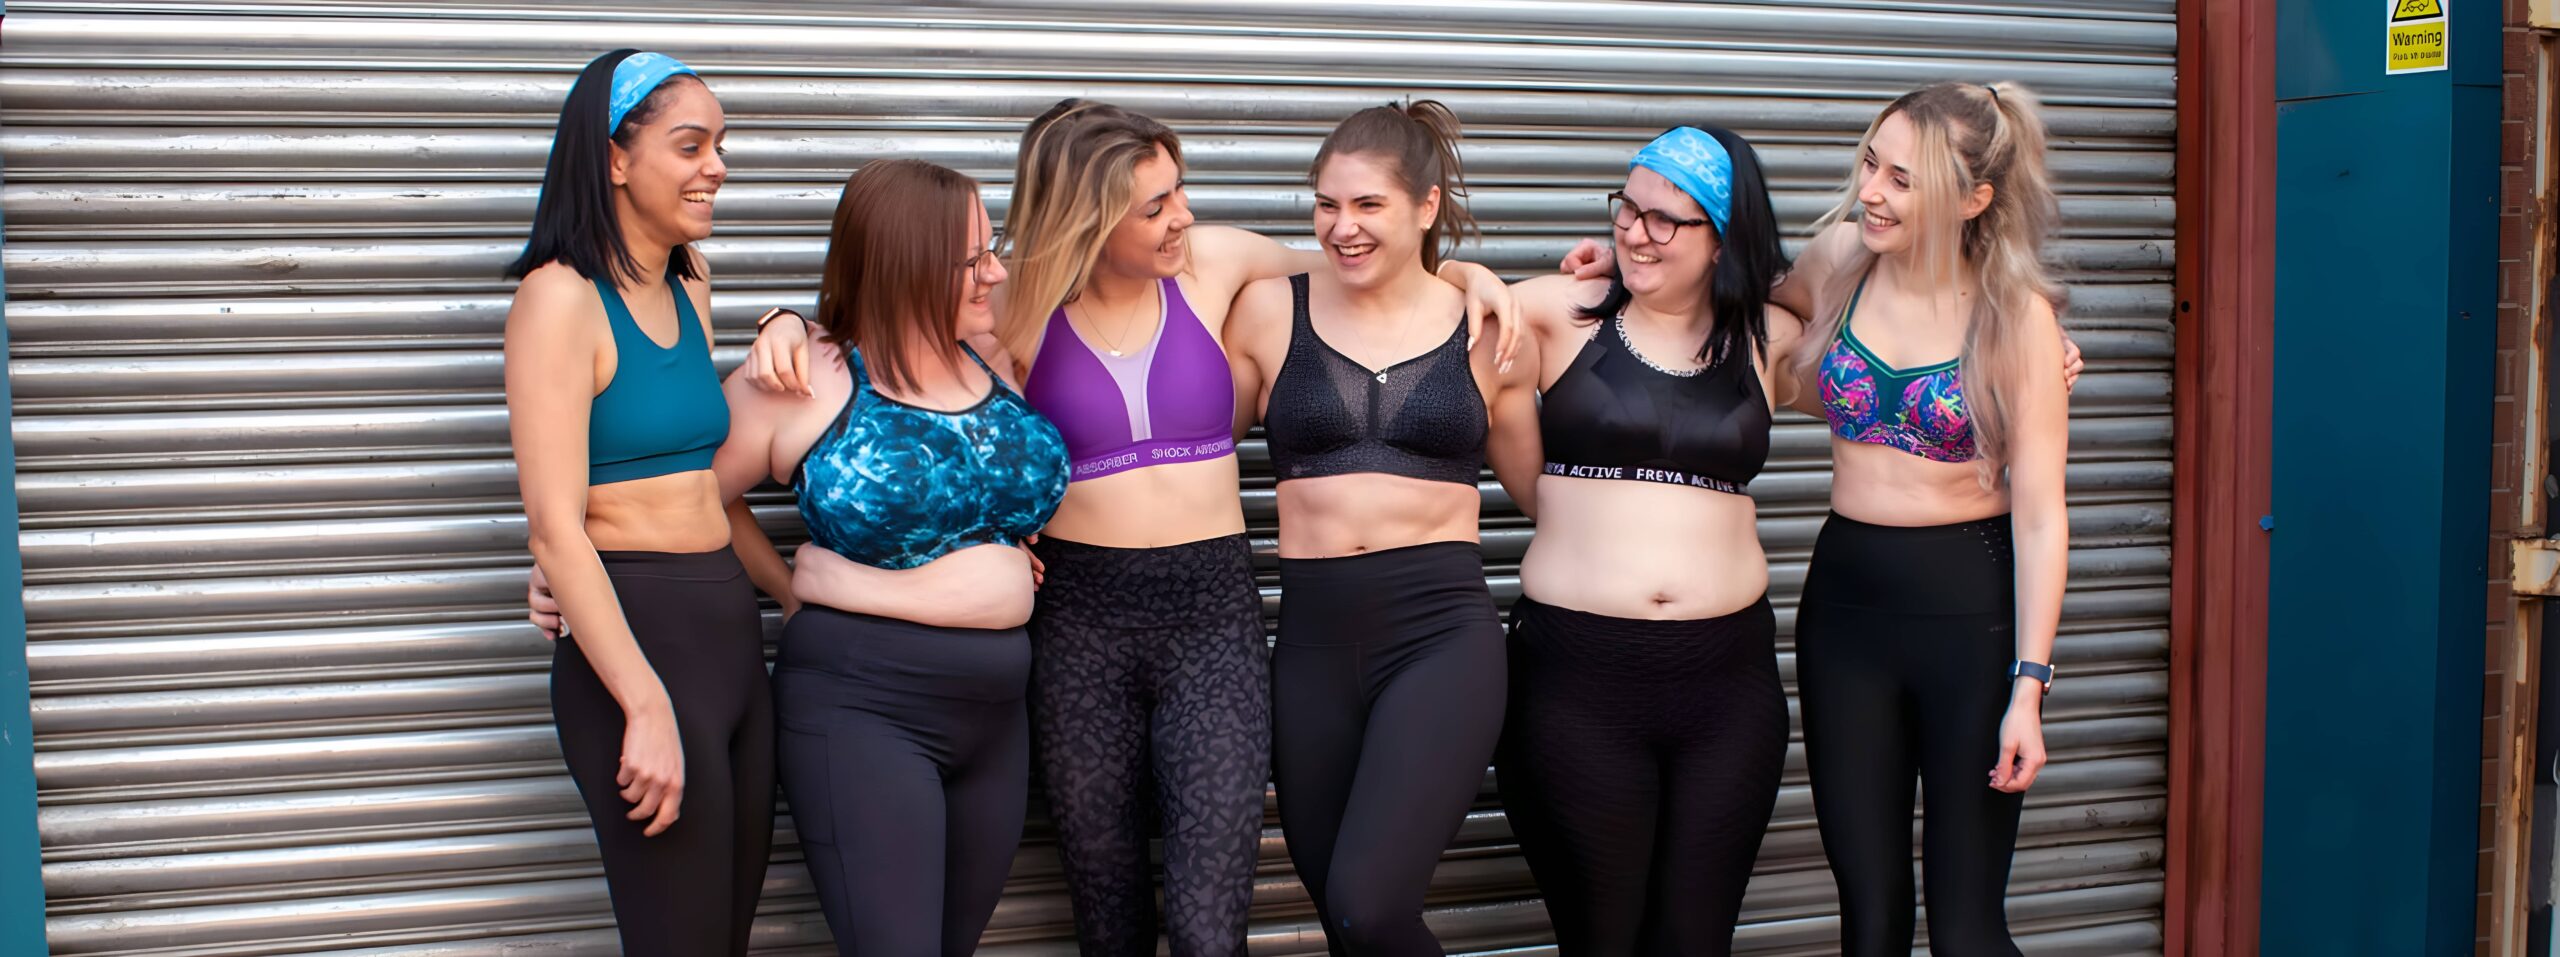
[754,307,801,332]
[2010,659,2055,694]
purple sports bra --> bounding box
[1817,272,1979,464]
[1023,277,1238,482]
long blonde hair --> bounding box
[1795,80,2066,483]
[995,99,1184,360]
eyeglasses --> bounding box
[961,233,1005,284]
[1608,191,1712,245]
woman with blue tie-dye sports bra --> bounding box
[709,158,1065,957]
[791,342,1067,570]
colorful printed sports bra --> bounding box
[1818,272,1979,464]
[792,344,1070,570]
[1022,277,1237,482]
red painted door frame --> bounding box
[2167,0,2276,954]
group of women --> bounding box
[507,46,2076,957]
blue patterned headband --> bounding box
[1628,126,1734,236]
[606,52,697,135]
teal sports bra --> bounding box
[586,270,729,485]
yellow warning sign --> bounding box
[2392,0,2443,22]
[2388,0,2448,75]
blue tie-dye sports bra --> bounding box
[792,343,1070,570]
[1817,270,1979,464]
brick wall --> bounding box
[2480,1,2551,951]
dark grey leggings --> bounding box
[773,606,1031,957]
[1272,541,1508,957]
[1027,534,1270,957]
[552,549,775,957]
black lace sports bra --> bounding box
[1538,314,1768,495]
[1263,274,1486,485]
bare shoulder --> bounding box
[1764,302,1807,350]
[679,248,718,343]
[1759,301,1818,371]
[508,262,602,335]
[681,247,715,303]
[1808,220,1862,259]
[1225,275,1295,358]
[1792,222,1862,285]
[2011,289,2063,341]
[1509,273,1599,328]
[811,333,850,371]
[966,331,1026,390]
[1187,223,1259,263]
[1231,274,1294,327]
[1184,224,1265,296]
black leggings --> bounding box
[1797,513,2024,957]
[772,606,1031,957]
[1495,595,1789,957]
[1027,534,1270,957]
[1272,541,1507,957]
[552,549,775,957]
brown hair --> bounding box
[815,158,981,394]
[995,99,1185,359]
[1795,81,2066,484]
[1309,99,1477,272]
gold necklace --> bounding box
[1076,281,1158,357]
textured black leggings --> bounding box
[773,606,1031,957]
[552,549,776,957]
[1027,534,1270,957]
[1273,541,1508,957]
[1495,595,1789,957]
[1797,513,2024,957]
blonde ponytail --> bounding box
[1796,81,2067,485]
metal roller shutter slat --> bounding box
[6,3,2174,954]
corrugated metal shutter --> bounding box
[2,2,2174,954]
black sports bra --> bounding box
[1264,274,1487,485]
[1538,315,1768,495]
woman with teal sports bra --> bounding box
[502,50,781,957]
[709,158,1068,956]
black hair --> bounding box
[505,48,705,286]
[1577,126,1788,369]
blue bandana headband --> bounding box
[607,52,697,135]
[1628,126,1734,236]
